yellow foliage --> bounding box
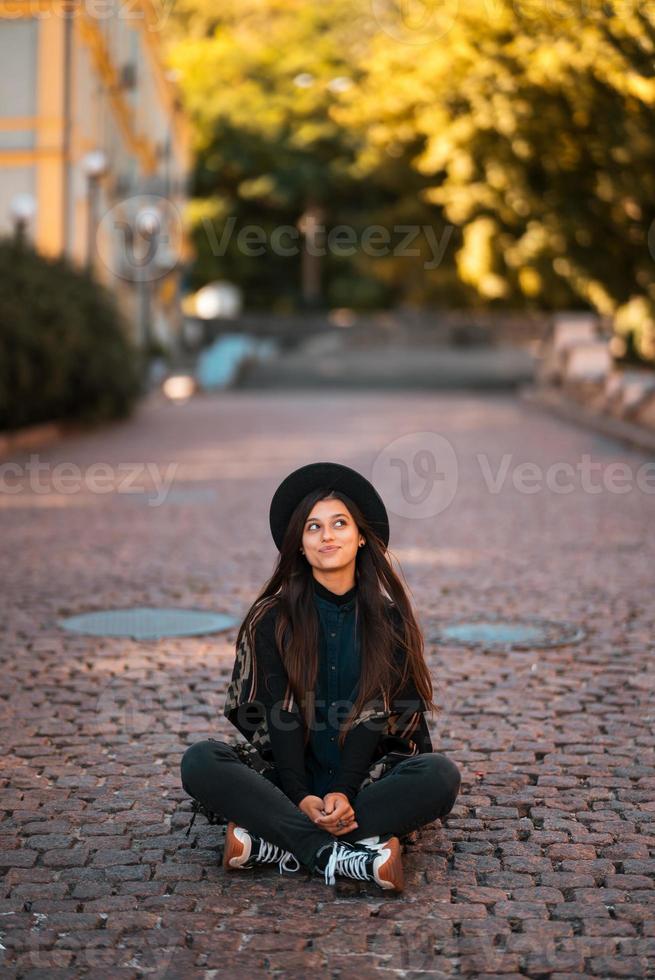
[163,0,655,313]
[518,267,542,297]
[624,73,655,104]
[457,216,509,299]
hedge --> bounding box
[0,238,144,432]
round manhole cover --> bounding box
[431,617,585,650]
[58,607,239,641]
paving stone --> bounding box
[2,390,654,976]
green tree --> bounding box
[163,0,655,352]
[336,0,655,328]
[165,0,467,310]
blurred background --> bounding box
[2,8,655,968]
[1,0,655,434]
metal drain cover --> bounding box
[58,607,238,640]
[431,617,585,650]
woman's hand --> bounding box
[298,795,329,824]
[315,792,358,836]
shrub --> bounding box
[0,238,144,431]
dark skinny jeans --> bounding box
[180,738,462,872]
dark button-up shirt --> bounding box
[306,577,361,797]
[251,578,431,805]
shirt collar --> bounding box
[312,577,357,608]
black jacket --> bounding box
[223,580,433,804]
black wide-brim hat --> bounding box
[269,461,390,552]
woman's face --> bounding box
[301,498,364,572]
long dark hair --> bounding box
[236,486,437,748]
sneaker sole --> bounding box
[374,836,405,893]
[223,821,251,870]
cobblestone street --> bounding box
[1,389,654,978]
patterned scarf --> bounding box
[222,601,431,770]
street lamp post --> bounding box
[291,74,351,310]
[135,204,161,357]
[82,150,108,275]
[297,201,325,309]
[9,193,37,245]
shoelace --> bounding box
[255,836,301,874]
[185,799,225,838]
[323,840,372,886]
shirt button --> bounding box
[330,632,336,637]
[330,736,335,742]
[331,665,336,671]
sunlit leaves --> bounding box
[162,0,655,326]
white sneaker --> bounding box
[354,835,384,849]
[313,837,404,892]
[222,822,301,875]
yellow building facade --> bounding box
[0,0,191,349]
